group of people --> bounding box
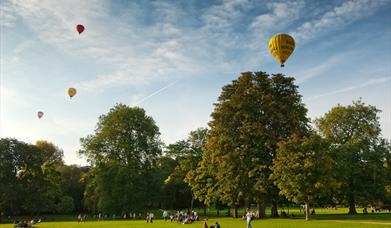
[77,214,87,222]
[13,219,41,227]
[97,212,140,221]
[162,210,199,223]
[146,212,155,223]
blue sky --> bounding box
[1,0,390,165]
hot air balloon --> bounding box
[76,24,85,34]
[68,88,77,98]
[37,111,44,119]
[268,34,295,67]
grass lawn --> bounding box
[2,208,390,227]
[2,217,391,228]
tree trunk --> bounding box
[190,196,195,211]
[348,193,357,215]
[257,200,266,219]
[227,207,231,217]
[304,201,310,221]
[233,205,238,218]
[203,205,207,216]
[217,207,220,216]
[271,200,279,218]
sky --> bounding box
[1,0,390,165]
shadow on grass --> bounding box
[312,213,391,221]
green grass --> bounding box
[2,216,391,228]
[2,208,390,228]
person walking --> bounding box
[246,208,253,228]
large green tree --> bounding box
[271,133,337,220]
[79,104,162,213]
[316,100,389,214]
[0,138,27,216]
[164,128,208,210]
[0,139,64,215]
[199,71,309,217]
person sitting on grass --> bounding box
[215,221,221,228]
[202,221,208,228]
[281,208,287,218]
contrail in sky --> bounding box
[305,77,390,102]
[134,81,177,105]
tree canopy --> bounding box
[316,100,390,214]
[79,104,163,213]
[193,71,309,217]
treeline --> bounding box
[0,140,87,216]
[1,72,390,221]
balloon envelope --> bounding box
[37,111,44,119]
[76,24,85,34]
[268,34,295,67]
[68,88,77,98]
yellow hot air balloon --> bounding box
[268,34,295,67]
[68,88,77,98]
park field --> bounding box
[1,217,391,228]
[2,208,390,228]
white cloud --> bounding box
[292,0,389,42]
[202,0,252,30]
[4,0,202,91]
[0,0,17,27]
[250,1,305,30]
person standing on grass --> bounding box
[78,214,82,223]
[246,208,253,228]
[163,210,168,221]
[150,212,154,223]
[146,212,150,223]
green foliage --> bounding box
[0,138,64,215]
[193,71,309,217]
[56,196,75,214]
[316,100,389,214]
[271,133,337,220]
[57,165,87,212]
[164,128,208,209]
[0,138,28,214]
[79,104,163,213]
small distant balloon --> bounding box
[68,88,77,98]
[268,34,295,67]
[37,111,44,119]
[76,24,85,34]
